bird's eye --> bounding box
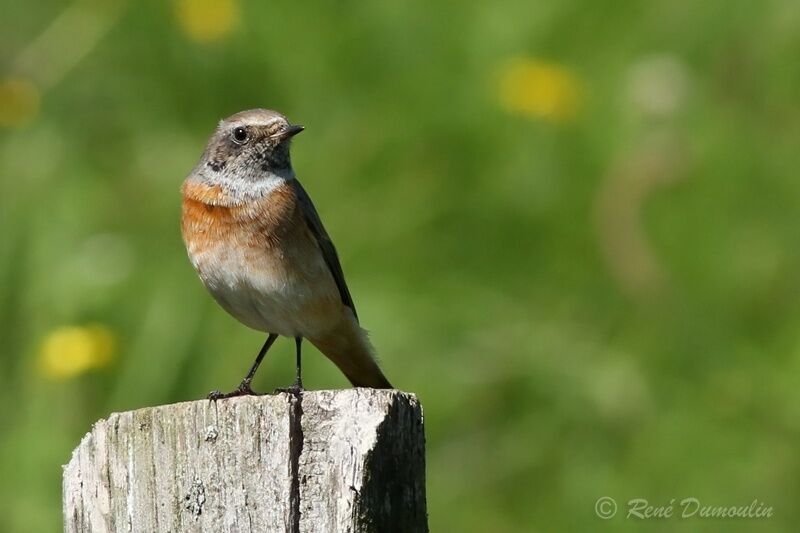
[232,127,249,144]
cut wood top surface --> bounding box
[63,389,428,533]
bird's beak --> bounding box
[274,124,305,140]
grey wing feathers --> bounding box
[291,178,359,322]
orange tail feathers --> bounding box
[309,321,393,389]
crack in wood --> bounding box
[287,391,304,533]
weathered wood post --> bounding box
[63,389,427,533]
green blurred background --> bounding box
[2,0,799,531]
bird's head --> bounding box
[187,109,304,201]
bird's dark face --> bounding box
[201,109,304,180]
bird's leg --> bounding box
[208,333,279,400]
[293,336,304,389]
[275,336,304,395]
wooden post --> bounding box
[63,389,427,533]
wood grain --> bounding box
[63,389,427,533]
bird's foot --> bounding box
[207,379,262,400]
[274,380,304,396]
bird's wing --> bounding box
[291,178,359,322]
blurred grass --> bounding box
[2,0,800,531]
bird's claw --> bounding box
[274,381,304,396]
[207,379,261,401]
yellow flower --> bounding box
[0,77,40,128]
[496,58,583,122]
[38,324,116,380]
[175,0,240,43]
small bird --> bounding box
[181,109,392,397]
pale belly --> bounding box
[188,240,343,338]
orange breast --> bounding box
[180,180,299,257]
[180,179,346,336]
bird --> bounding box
[181,109,393,398]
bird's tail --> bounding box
[309,319,393,389]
